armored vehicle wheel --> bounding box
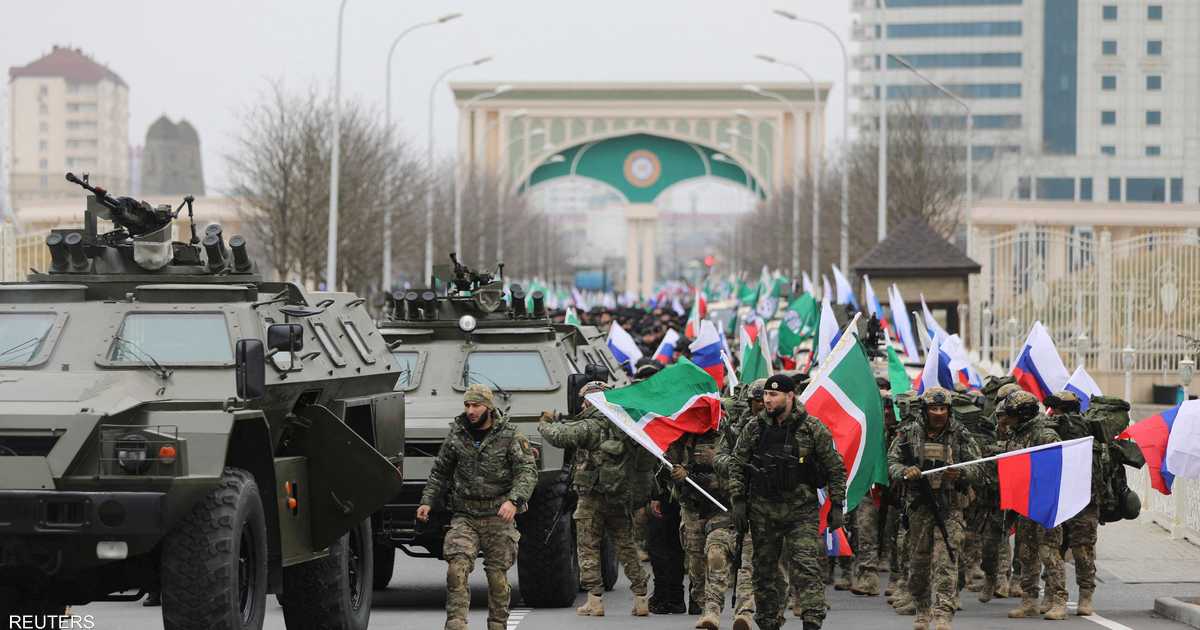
[372,544,396,590]
[601,533,618,591]
[279,518,374,630]
[161,467,268,630]
[516,481,579,607]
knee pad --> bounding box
[446,556,473,589]
[707,546,729,572]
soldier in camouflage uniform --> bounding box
[999,390,1068,621]
[418,384,538,630]
[887,387,982,630]
[714,378,766,628]
[850,385,898,597]
[988,381,1024,598]
[1045,391,1100,616]
[888,392,921,615]
[729,374,847,630]
[949,391,988,600]
[537,381,654,617]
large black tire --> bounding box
[161,467,268,630]
[372,543,395,590]
[516,482,579,607]
[600,533,618,591]
[279,518,373,630]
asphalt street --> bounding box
[74,552,1196,630]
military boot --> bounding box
[576,593,604,616]
[1007,583,1023,599]
[1038,594,1053,614]
[1043,602,1068,620]
[912,609,931,630]
[994,576,1010,598]
[895,599,917,615]
[1007,597,1039,618]
[834,574,852,591]
[978,577,995,603]
[933,615,953,630]
[1077,590,1094,616]
[696,611,721,629]
[792,597,803,617]
[732,613,753,630]
[851,572,880,596]
[632,594,650,616]
[444,620,467,630]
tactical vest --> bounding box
[749,415,824,500]
[574,421,652,506]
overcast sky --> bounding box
[3,0,853,193]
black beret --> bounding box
[764,374,795,393]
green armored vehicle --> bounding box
[0,174,404,630]
[374,256,627,607]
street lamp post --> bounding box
[381,12,463,293]
[889,54,974,211]
[878,0,889,241]
[425,56,492,286]
[771,11,851,271]
[1180,358,1195,401]
[1122,346,1136,402]
[745,77,818,282]
[327,0,350,291]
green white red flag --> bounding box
[799,314,889,509]
[738,319,773,383]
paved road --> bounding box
[75,553,1196,630]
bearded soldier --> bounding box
[1000,390,1068,621]
[418,384,537,630]
[728,374,846,630]
[887,387,982,630]
[538,381,654,617]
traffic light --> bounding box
[703,255,715,268]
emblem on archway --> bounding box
[623,150,661,188]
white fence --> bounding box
[0,223,52,282]
[1129,464,1200,544]
[968,227,1200,374]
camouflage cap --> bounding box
[749,378,768,400]
[464,383,496,410]
[1045,390,1081,411]
[996,383,1023,400]
[921,386,953,406]
[578,380,611,398]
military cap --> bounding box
[1000,390,1040,420]
[578,380,610,398]
[921,386,953,406]
[464,383,496,410]
[634,358,662,379]
[764,374,795,393]
[996,383,1023,400]
[749,378,768,400]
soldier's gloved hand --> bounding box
[497,500,518,523]
[827,503,844,530]
[416,504,432,522]
[903,466,922,481]
[942,467,961,483]
[538,410,556,424]
[670,465,689,481]
[732,500,749,533]
[693,448,715,466]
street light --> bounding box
[1179,358,1195,401]
[326,0,351,291]
[455,85,512,258]
[1122,346,1136,402]
[745,75,818,282]
[381,12,464,292]
[770,10,852,272]
[888,54,974,213]
[425,56,493,286]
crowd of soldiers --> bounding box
[416,305,1135,630]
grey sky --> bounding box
[3,0,852,193]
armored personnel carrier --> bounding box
[375,256,627,607]
[0,174,404,630]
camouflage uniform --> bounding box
[886,388,982,628]
[887,393,921,614]
[1000,391,1067,620]
[949,392,989,598]
[1047,392,1100,615]
[715,385,763,622]
[421,385,538,630]
[729,400,847,630]
[537,406,653,602]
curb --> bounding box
[1155,597,1200,629]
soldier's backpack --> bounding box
[1085,396,1132,440]
[592,426,655,505]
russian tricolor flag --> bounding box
[653,329,681,365]
[1009,321,1070,400]
[998,437,1094,529]
[1065,366,1102,411]
[863,275,887,331]
[889,284,921,363]
[914,338,956,394]
[818,488,852,557]
[684,289,707,338]
[606,323,644,375]
[687,320,725,389]
[1121,400,1200,495]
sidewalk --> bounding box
[1094,514,1200,627]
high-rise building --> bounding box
[141,115,204,196]
[852,0,1199,204]
[7,46,130,205]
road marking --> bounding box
[507,607,533,629]
[1067,602,1136,630]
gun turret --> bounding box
[65,172,172,237]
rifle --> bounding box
[730,459,758,608]
[544,442,577,545]
[900,441,955,562]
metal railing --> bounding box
[1128,463,1200,544]
[0,224,52,282]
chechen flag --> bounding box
[1009,321,1070,400]
[799,314,888,510]
[585,358,722,460]
[1121,400,1200,495]
[998,437,1093,528]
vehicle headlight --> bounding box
[458,315,478,333]
[115,434,151,474]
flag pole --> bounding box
[918,437,1093,476]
